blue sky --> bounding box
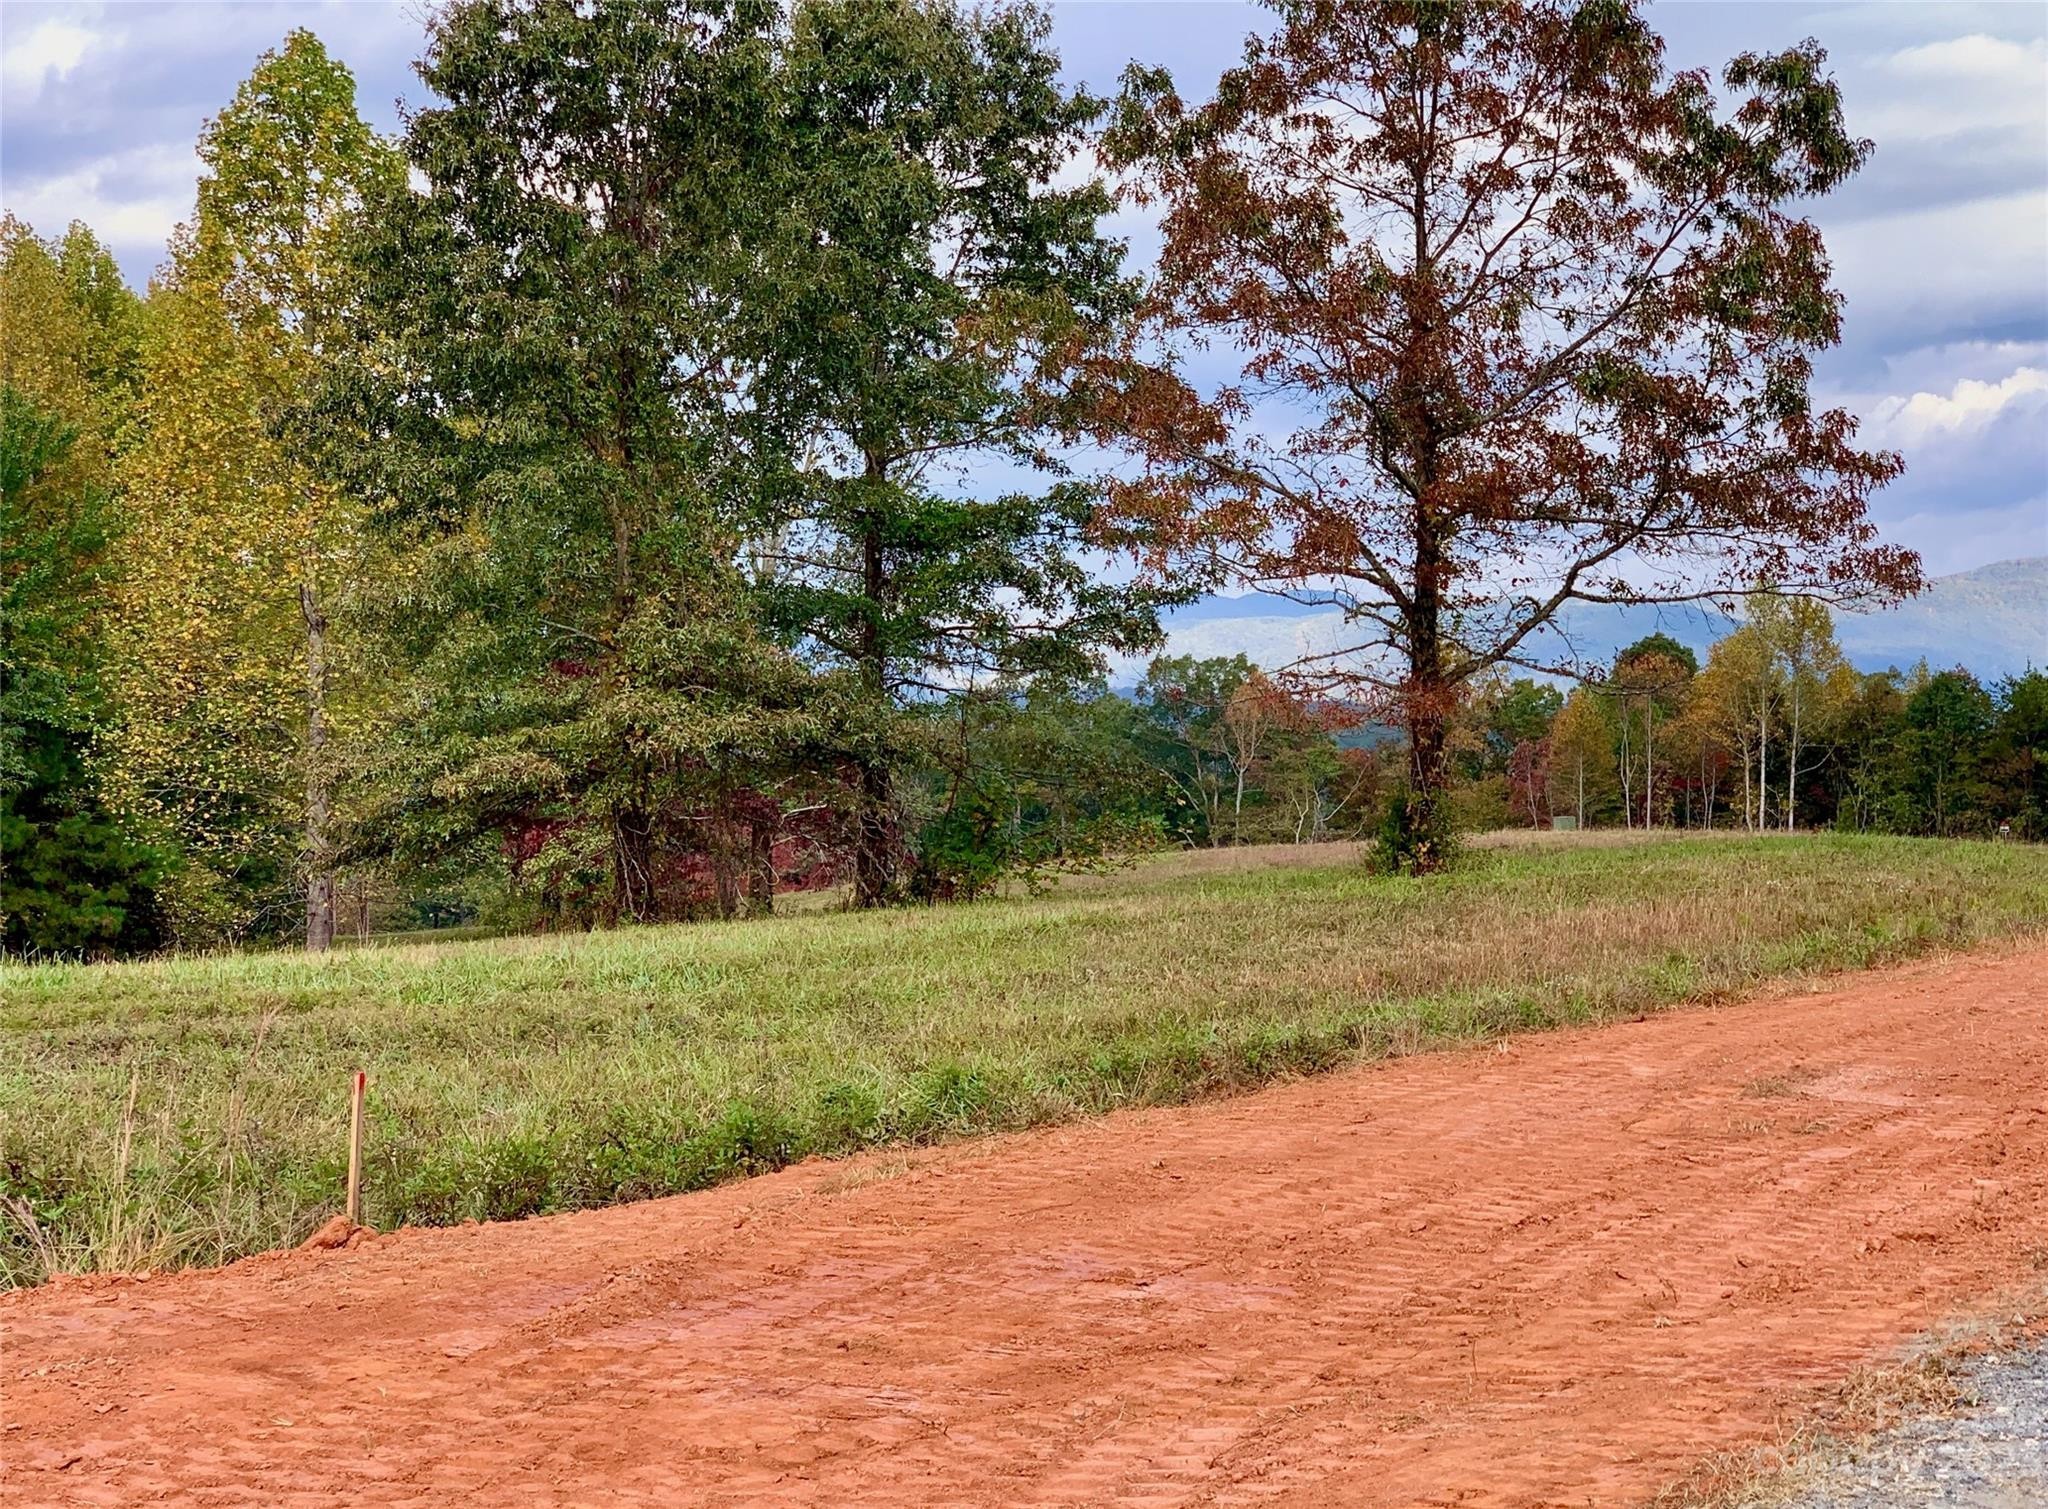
[4,1,2044,578]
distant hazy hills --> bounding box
[1834,557,2047,679]
[1124,556,2047,685]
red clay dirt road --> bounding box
[6,947,2048,1509]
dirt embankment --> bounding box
[5,946,2046,1507]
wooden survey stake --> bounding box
[345,1070,367,1225]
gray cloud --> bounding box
[3,0,2041,573]
[2,1,422,280]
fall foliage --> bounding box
[1097,0,1919,866]
[6,1,2043,958]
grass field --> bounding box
[4,832,2045,1287]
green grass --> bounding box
[4,832,2045,1287]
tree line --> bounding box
[6,0,2002,958]
[1472,608,2044,840]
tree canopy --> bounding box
[12,0,2048,957]
[1098,0,1917,865]
[752,0,1173,903]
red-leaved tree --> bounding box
[1095,0,1918,868]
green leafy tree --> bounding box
[337,0,822,924]
[1267,733,1381,844]
[907,678,1164,899]
[1987,673,2048,839]
[193,28,403,949]
[0,391,169,954]
[1481,679,1565,774]
[106,262,309,943]
[1824,669,1906,833]
[1606,634,1696,828]
[1691,606,1784,831]
[0,220,165,955]
[1770,597,1852,829]
[1131,654,1256,845]
[1903,671,1995,836]
[104,32,400,948]
[1547,686,1618,828]
[754,0,1169,904]
[0,216,142,468]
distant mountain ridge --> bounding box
[1127,556,2047,684]
[1833,556,2046,679]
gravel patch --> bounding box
[1776,1344,2048,1508]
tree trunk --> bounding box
[1785,682,1801,833]
[1643,702,1655,829]
[300,579,335,954]
[711,858,740,920]
[1616,696,1634,829]
[1758,700,1769,833]
[611,804,657,925]
[1738,728,1753,831]
[1402,490,1453,870]
[748,819,775,916]
[852,461,898,907]
[707,814,743,921]
[853,757,896,908]
[1404,694,1451,864]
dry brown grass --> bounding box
[1650,1301,2048,1508]
[5,832,2044,1285]
[1059,825,1754,887]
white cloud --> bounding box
[1877,497,2048,580]
[1825,188,2046,351]
[1888,33,2044,86]
[0,15,103,105]
[1106,608,1378,681]
[1857,33,2048,141]
[1874,340,2048,395]
[3,141,197,254]
[1865,367,2048,449]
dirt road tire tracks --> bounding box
[5,946,2046,1507]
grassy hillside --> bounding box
[5,833,2045,1286]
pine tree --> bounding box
[755,0,1170,904]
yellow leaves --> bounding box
[99,252,334,877]
[192,27,401,351]
[1,216,133,497]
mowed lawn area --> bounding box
[5,832,2045,1286]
